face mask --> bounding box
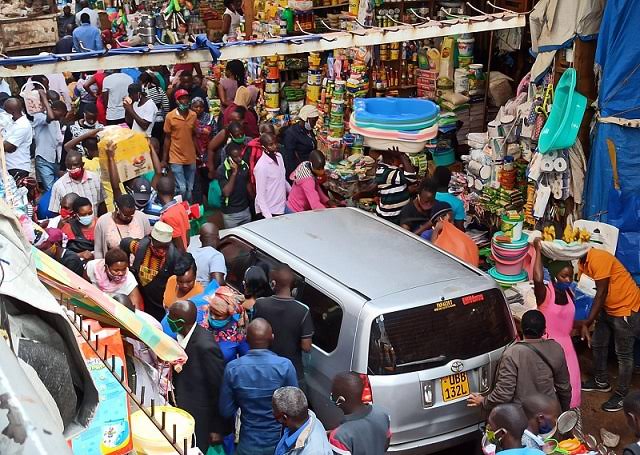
[68,168,84,180]
[78,215,93,226]
[304,120,312,131]
[178,103,190,111]
[554,281,572,292]
[231,135,246,144]
[208,315,232,329]
[538,418,556,440]
[106,266,127,283]
[167,316,185,334]
[60,207,74,219]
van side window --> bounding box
[299,285,342,353]
[218,236,255,290]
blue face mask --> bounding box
[554,281,572,292]
[208,315,232,329]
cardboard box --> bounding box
[98,127,152,183]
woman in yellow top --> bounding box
[578,247,640,412]
[163,252,204,309]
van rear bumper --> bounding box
[387,422,481,454]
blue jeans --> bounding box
[219,339,249,364]
[170,163,196,202]
[35,156,58,192]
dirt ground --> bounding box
[578,341,636,454]
[434,341,637,455]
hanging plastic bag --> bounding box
[19,81,46,115]
[433,220,479,267]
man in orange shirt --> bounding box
[155,175,190,252]
[163,89,197,202]
[578,247,640,412]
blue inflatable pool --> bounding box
[353,98,440,125]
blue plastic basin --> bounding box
[353,98,440,125]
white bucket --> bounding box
[131,406,194,454]
[454,68,469,94]
[457,37,475,57]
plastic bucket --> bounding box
[267,66,280,79]
[491,244,528,261]
[432,149,455,167]
[265,79,280,93]
[493,255,526,276]
[308,69,322,86]
[306,85,320,103]
[500,214,524,241]
[457,37,474,57]
[264,92,279,109]
[131,406,194,454]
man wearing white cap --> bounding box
[283,104,320,178]
[120,221,180,321]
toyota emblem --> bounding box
[451,360,464,373]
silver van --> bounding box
[218,208,516,454]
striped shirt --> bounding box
[146,86,170,122]
[48,170,105,214]
[375,163,417,221]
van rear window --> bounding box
[368,289,516,375]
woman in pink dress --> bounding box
[533,238,581,409]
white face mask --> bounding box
[304,120,312,131]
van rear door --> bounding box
[365,288,516,446]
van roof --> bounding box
[238,208,480,299]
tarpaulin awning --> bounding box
[34,249,187,365]
[584,0,640,283]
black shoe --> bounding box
[601,392,625,412]
[581,378,612,392]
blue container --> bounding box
[432,148,455,166]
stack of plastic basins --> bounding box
[348,98,439,154]
[488,232,529,288]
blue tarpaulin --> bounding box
[584,0,640,283]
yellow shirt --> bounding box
[579,248,640,317]
[83,157,125,211]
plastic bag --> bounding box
[206,444,226,455]
[208,179,222,209]
[19,81,46,115]
[433,221,479,266]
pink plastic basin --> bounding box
[491,246,528,262]
[492,254,526,276]
[491,242,529,259]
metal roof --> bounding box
[240,208,479,299]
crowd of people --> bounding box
[1,9,640,453]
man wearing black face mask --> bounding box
[120,221,178,321]
[253,264,314,387]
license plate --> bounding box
[441,372,470,402]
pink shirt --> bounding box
[287,162,329,212]
[254,152,291,218]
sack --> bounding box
[433,221,479,266]
[208,179,222,209]
[206,444,226,455]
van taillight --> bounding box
[360,374,373,403]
